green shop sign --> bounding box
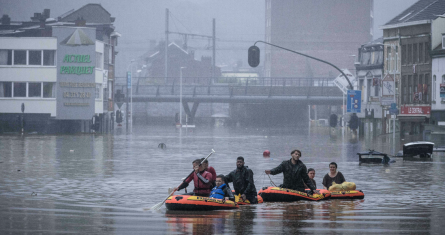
[60,54,95,75]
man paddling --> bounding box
[175,159,213,197]
[224,156,258,204]
[265,150,316,194]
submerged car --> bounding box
[357,150,391,164]
[399,141,434,161]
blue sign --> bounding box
[347,90,361,113]
[127,72,131,89]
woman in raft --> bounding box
[322,162,346,190]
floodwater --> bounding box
[1,126,445,234]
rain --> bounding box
[1,0,445,234]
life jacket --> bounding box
[209,184,227,199]
[184,170,213,195]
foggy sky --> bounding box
[0,0,418,76]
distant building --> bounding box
[0,4,119,134]
[143,42,221,85]
[431,33,445,125]
[265,0,373,79]
[355,37,384,137]
[381,0,445,138]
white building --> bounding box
[431,33,445,125]
[0,4,118,134]
[0,29,106,133]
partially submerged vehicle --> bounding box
[400,141,434,161]
[357,150,391,164]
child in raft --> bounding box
[322,162,346,190]
[209,175,235,201]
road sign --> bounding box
[334,69,355,95]
[347,90,361,113]
[389,108,399,115]
[127,71,132,89]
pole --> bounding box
[212,18,215,85]
[343,93,345,135]
[179,67,183,126]
[393,46,397,155]
[126,71,129,131]
[131,66,133,130]
[165,8,169,84]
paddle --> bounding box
[150,149,216,210]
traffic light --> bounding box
[329,114,338,128]
[248,45,260,67]
[114,90,125,102]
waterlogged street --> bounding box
[1,126,445,234]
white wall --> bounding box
[432,56,445,111]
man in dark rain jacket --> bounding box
[265,149,316,194]
[224,156,258,204]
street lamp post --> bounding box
[126,60,134,131]
[179,67,186,126]
[392,45,398,155]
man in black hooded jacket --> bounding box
[224,156,258,204]
[265,149,316,194]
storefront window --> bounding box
[14,50,26,65]
[0,82,12,97]
[43,82,55,98]
[29,50,42,65]
[28,82,41,97]
[43,50,55,66]
[13,82,26,97]
[0,50,12,65]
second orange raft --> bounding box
[259,186,331,202]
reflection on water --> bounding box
[1,126,445,234]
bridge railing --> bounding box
[115,76,335,88]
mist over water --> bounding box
[1,126,444,234]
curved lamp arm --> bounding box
[254,40,353,89]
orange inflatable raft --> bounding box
[165,195,239,211]
[258,187,331,202]
[329,190,364,199]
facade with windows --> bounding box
[381,0,445,138]
[355,38,384,137]
[430,34,445,125]
[0,32,105,133]
[0,4,118,134]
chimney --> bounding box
[75,17,86,26]
[43,9,50,19]
[1,15,10,25]
[31,13,41,22]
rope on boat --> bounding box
[268,174,278,187]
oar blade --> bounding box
[150,201,164,210]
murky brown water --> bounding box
[1,126,444,234]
